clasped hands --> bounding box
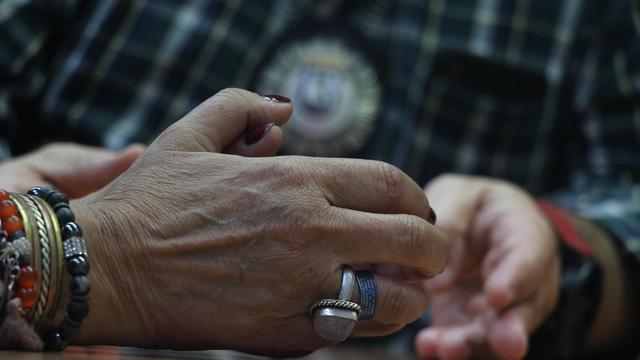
[0,89,559,359]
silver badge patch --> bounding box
[255,38,381,157]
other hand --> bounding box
[415,174,559,360]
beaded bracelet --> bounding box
[28,187,90,351]
[0,191,38,312]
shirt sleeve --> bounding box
[547,1,640,271]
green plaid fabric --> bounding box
[1,0,639,269]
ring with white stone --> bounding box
[310,266,359,342]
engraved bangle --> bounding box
[31,195,64,334]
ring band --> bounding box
[338,266,356,301]
[355,270,377,320]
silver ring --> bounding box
[338,266,356,300]
[355,270,377,320]
[311,266,360,342]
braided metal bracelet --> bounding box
[20,195,51,325]
[28,187,90,351]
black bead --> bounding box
[70,294,88,302]
[28,186,53,198]
[67,301,90,321]
[53,202,68,212]
[9,230,25,241]
[55,206,75,224]
[59,317,82,340]
[44,331,66,351]
[46,191,69,206]
[62,222,83,239]
[70,275,91,295]
[67,256,90,276]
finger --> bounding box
[488,261,558,338]
[372,264,438,282]
[10,178,54,194]
[316,268,429,327]
[424,174,487,237]
[415,322,485,360]
[482,226,556,311]
[483,308,529,360]
[155,88,292,153]
[306,157,431,220]
[40,144,145,198]
[223,123,284,157]
[351,322,404,337]
[330,208,449,276]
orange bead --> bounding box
[3,216,23,235]
[16,266,37,288]
[16,287,37,308]
[0,190,9,201]
[0,200,18,220]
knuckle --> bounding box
[372,161,404,201]
[273,201,330,250]
[380,286,410,322]
[272,157,313,188]
[431,228,451,273]
[400,216,429,260]
[213,87,245,102]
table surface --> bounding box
[0,345,417,359]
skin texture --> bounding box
[0,89,449,355]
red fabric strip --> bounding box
[537,200,595,258]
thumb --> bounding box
[224,123,284,157]
[423,175,495,290]
[48,144,145,198]
[424,174,488,238]
[154,89,292,153]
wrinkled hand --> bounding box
[72,89,450,356]
[415,175,559,360]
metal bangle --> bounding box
[31,195,64,334]
[21,194,52,325]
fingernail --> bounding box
[263,94,291,103]
[428,206,437,225]
[245,123,274,145]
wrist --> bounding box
[69,198,123,345]
[537,201,634,352]
[565,215,634,351]
[531,201,602,358]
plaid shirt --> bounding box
[1,0,639,293]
